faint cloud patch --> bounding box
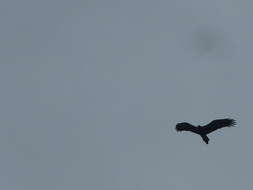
[185,25,235,61]
[193,26,220,54]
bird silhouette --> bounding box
[175,118,236,144]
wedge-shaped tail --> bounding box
[200,134,209,144]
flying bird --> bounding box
[175,118,236,144]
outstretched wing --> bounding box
[175,122,199,134]
[203,118,236,134]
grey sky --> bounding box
[0,0,252,189]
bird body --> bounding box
[175,118,236,144]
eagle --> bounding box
[175,118,236,144]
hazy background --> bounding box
[0,0,252,189]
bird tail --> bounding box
[200,135,209,144]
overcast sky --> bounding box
[1,0,253,189]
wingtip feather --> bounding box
[227,118,236,127]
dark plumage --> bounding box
[175,118,236,144]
